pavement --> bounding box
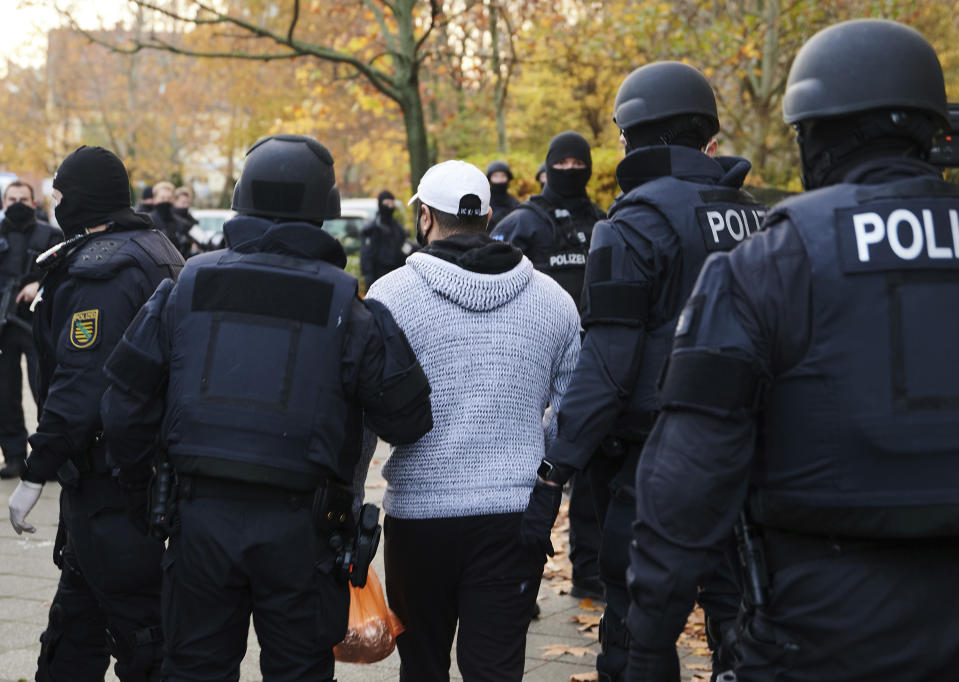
[0,364,712,681]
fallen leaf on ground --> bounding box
[541,643,594,658]
[692,647,712,657]
[570,673,599,681]
[572,613,602,629]
[578,598,604,612]
[685,662,712,671]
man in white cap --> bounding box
[366,160,582,681]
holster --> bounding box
[350,504,382,588]
[311,479,354,536]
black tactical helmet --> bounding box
[613,62,719,135]
[783,20,948,128]
[232,134,340,222]
[485,160,513,181]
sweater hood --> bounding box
[405,251,534,312]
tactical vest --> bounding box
[0,221,53,281]
[517,195,604,302]
[164,248,360,486]
[751,176,959,539]
[613,178,766,439]
[35,228,184,459]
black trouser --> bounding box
[0,324,38,464]
[161,483,347,682]
[590,447,740,682]
[737,540,959,681]
[568,467,601,583]
[384,513,543,682]
[40,473,163,682]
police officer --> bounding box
[0,182,61,479]
[486,159,520,231]
[494,131,606,599]
[625,20,959,681]
[100,134,433,681]
[519,62,766,681]
[493,131,606,303]
[7,146,184,681]
[360,189,410,287]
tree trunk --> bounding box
[394,0,431,190]
[490,1,508,154]
[398,85,431,191]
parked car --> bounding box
[188,201,380,255]
[323,198,378,255]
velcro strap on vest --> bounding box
[105,337,165,396]
[583,281,650,326]
[659,350,764,414]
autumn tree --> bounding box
[61,0,446,191]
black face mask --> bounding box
[55,193,91,238]
[490,182,508,198]
[4,201,35,227]
[154,202,175,219]
[545,167,590,198]
[379,204,395,220]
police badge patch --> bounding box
[70,309,100,349]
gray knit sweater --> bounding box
[367,250,581,519]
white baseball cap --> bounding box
[408,160,490,217]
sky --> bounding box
[2,0,131,72]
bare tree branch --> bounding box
[415,0,443,56]
[287,0,300,43]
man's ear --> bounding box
[704,138,719,158]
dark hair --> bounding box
[4,181,34,201]
[623,113,715,152]
[424,204,488,235]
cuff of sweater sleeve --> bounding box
[545,436,593,472]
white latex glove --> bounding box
[9,480,43,534]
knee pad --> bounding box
[597,612,630,680]
[106,625,162,682]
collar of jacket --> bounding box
[616,145,752,193]
[841,156,943,186]
[224,215,347,269]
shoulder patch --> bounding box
[69,309,100,349]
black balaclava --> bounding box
[536,163,547,190]
[3,201,36,228]
[378,190,396,221]
[545,131,592,198]
[623,114,715,154]
[796,110,936,190]
[486,161,512,201]
[53,146,132,237]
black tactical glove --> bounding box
[520,479,563,558]
[627,645,680,682]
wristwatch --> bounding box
[537,459,571,485]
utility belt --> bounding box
[56,432,108,488]
[761,528,955,575]
[736,515,959,611]
[174,473,381,588]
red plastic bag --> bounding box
[334,567,404,663]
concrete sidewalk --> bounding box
[0,372,711,681]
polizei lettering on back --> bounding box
[836,200,959,273]
[549,252,587,267]
[695,204,767,252]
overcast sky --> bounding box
[3,0,131,71]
